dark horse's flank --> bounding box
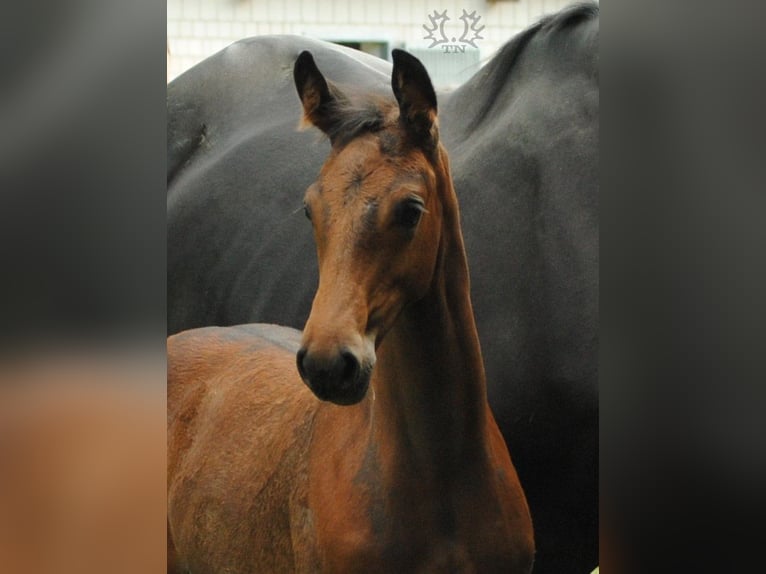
[168,50,534,573]
[168,4,598,572]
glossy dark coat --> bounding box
[168,4,598,572]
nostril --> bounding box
[296,347,308,379]
[340,350,360,382]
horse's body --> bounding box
[168,4,598,571]
[168,50,534,573]
[168,320,532,573]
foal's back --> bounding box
[167,324,319,573]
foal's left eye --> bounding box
[395,199,425,230]
[303,202,312,221]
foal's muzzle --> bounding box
[296,346,372,405]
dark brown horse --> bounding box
[167,50,534,573]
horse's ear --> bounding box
[391,49,438,149]
[294,51,342,137]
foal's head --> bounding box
[293,49,450,405]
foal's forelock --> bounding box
[316,99,440,166]
[309,96,392,149]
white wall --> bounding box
[167,0,578,83]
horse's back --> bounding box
[167,324,319,573]
[167,34,391,187]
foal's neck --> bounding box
[371,148,489,474]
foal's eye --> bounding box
[395,198,425,230]
[303,202,312,221]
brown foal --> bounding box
[167,49,534,573]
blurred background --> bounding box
[167,0,577,86]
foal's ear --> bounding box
[391,49,438,149]
[294,51,343,138]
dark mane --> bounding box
[318,87,394,147]
[539,1,599,34]
[465,2,598,126]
